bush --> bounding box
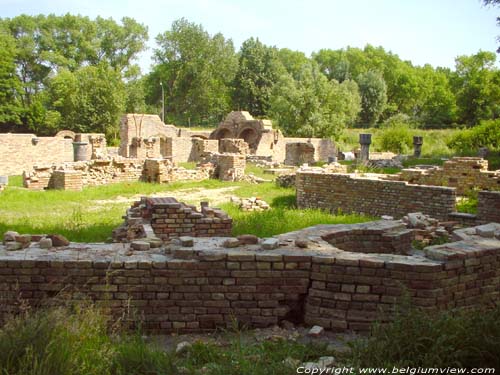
[378,125,413,154]
[447,119,500,153]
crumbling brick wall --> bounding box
[219,138,250,155]
[398,157,500,195]
[296,169,456,220]
[284,142,315,166]
[1,228,498,333]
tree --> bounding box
[269,62,360,138]
[150,18,237,125]
[483,0,500,53]
[0,30,23,128]
[356,71,387,126]
[47,63,126,136]
[452,51,500,125]
[232,37,283,116]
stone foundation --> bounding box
[1,221,498,333]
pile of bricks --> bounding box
[398,157,500,195]
[114,197,232,241]
[50,170,83,191]
[231,196,271,212]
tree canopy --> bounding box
[0,14,498,141]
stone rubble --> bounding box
[231,196,270,212]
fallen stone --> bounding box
[282,357,301,368]
[308,325,324,337]
[179,236,194,247]
[223,238,240,248]
[261,238,279,250]
[5,242,23,251]
[131,240,150,251]
[237,234,259,245]
[15,234,31,245]
[145,237,163,248]
[3,231,19,242]
[30,234,46,242]
[317,356,336,368]
[39,238,52,249]
[295,239,309,248]
[175,341,191,355]
[48,234,70,247]
[381,215,394,220]
[476,224,497,238]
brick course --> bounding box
[296,170,456,220]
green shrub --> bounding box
[378,125,413,154]
[448,119,500,153]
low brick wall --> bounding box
[296,170,456,220]
[478,191,500,223]
[398,157,500,195]
[1,222,498,333]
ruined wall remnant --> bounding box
[398,157,500,195]
[0,133,74,176]
[142,159,213,184]
[210,111,336,163]
[296,168,456,220]
[205,153,246,181]
[219,138,250,155]
[1,221,499,333]
[284,142,315,166]
[113,197,232,241]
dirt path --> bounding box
[89,186,239,210]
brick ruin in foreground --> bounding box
[0,219,499,332]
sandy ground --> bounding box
[89,186,240,210]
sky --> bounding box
[1,0,499,73]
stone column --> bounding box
[413,136,423,158]
[359,133,372,163]
[72,142,88,162]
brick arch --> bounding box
[211,128,234,140]
[237,127,259,152]
[55,130,76,140]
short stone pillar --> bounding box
[359,133,372,163]
[413,136,423,158]
[72,142,88,162]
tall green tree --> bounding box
[149,18,237,125]
[0,30,23,128]
[232,38,283,116]
[269,62,360,138]
[47,63,126,136]
[452,51,500,125]
[356,71,387,126]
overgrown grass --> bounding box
[346,303,500,369]
[0,305,332,375]
[456,189,479,214]
[0,174,372,241]
[339,128,459,158]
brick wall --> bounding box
[296,170,456,220]
[284,142,315,166]
[0,232,498,333]
[219,139,250,155]
[50,170,83,191]
[477,191,500,223]
[398,157,500,195]
[0,134,73,176]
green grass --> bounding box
[345,302,500,369]
[0,170,372,241]
[0,305,332,375]
[338,128,459,158]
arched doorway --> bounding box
[237,127,259,153]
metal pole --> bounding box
[160,82,165,123]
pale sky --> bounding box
[1,0,499,72]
